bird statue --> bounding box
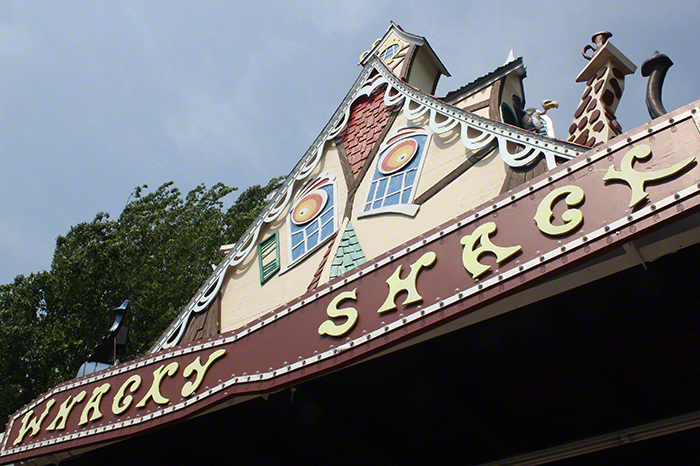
[522,100,559,137]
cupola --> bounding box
[359,22,450,95]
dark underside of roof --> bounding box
[64,240,700,466]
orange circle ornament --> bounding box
[291,190,328,225]
[378,139,418,175]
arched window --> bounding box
[288,173,337,264]
[501,102,519,126]
[360,127,429,218]
[379,43,399,61]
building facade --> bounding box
[3,25,700,465]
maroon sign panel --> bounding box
[3,102,700,464]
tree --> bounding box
[0,177,282,422]
[0,273,58,419]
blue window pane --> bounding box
[306,220,319,236]
[406,149,422,170]
[292,242,305,260]
[320,209,333,225]
[384,192,400,206]
[321,220,334,239]
[404,169,416,188]
[375,178,388,199]
[373,199,383,209]
[401,188,412,204]
[367,181,377,202]
[307,230,319,249]
[291,231,304,247]
[364,202,372,212]
[387,175,402,195]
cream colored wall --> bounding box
[219,142,349,333]
[473,107,490,118]
[349,115,507,263]
[407,48,438,94]
[451,87,491,110]
[219,73,513,332]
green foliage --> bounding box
[0,178,281,422]
[0,273,59,420]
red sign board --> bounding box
[3,102,700,464]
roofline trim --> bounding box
[151,57,585,353]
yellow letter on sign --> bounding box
[318,288,359,337]
[378,252,436,314]
[136,362,179,408]
[533,185,585,236]
[603,144,695,208]
[13,399,56,446]
[182,349,227,398]
[460,222,521,279]
[78,383,111,426]
[47,390,87,431]
[112,375,142,415]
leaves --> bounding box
[0,178,281,421]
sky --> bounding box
[1,1,699,284]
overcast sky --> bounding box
[1,1,699,284]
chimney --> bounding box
[567,32,636,147]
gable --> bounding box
[151,47,585,353]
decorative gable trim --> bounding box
[151,55,586,353]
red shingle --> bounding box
[339,85,394,178]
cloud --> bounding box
[1,1,700,284]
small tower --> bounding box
[567,32,636,147]
[359,22,450,94]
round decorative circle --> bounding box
[378,139,418,174]
[292,191,328,225]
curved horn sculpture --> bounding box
[641,51,674,119]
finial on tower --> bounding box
[582,31,613,60]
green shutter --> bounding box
[258,232,280,284]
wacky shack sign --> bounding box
[3,101,700,464]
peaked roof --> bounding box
[442,57,526,103]
[151,41,587,353]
